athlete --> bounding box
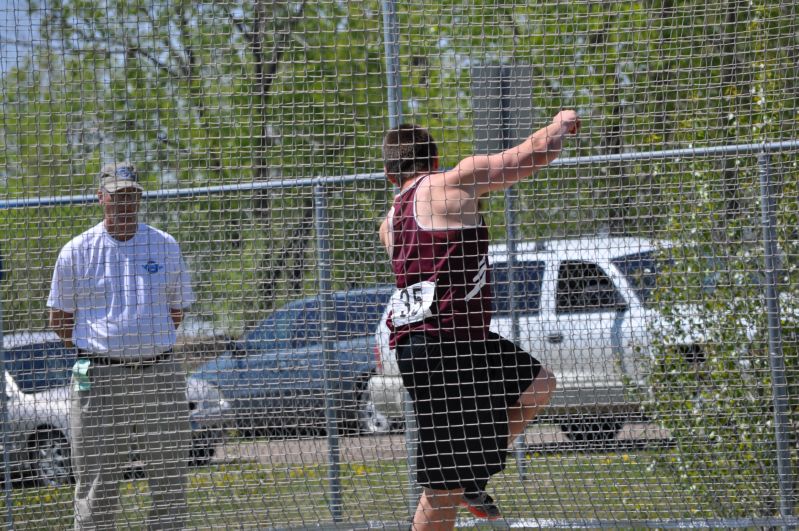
[379,111,579,530]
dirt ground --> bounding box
[212,423,671,466]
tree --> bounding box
[1,0,393,332]
[2,0,796,340]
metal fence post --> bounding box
[757,151,795,524]
[381,0,403,128]
[504,187,529,480]
[494,63,529,479]
[0,268,15,530]
[381,0,420,518]
[314,184,342,522]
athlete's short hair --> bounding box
[382,124,438,184]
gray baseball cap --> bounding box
[99,162,144,193]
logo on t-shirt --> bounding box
[143,260,162,274]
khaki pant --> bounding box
[70,359,190,530]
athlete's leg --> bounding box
[507,366,556,445]
[412,487,464,531]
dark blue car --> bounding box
[191,286,395,437]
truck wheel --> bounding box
[189,429,217,466]
[29,430,72,487]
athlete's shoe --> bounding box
[460,491,501,520]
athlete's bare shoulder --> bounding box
[415,173,479,228]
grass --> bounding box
[0,449,734,530]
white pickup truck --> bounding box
[368,236,702,441]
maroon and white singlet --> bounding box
[387,175,493,348]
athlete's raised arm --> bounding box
[444,110,579,198]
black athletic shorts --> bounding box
[395,331,542,492]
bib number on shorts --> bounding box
[389,281,436,326]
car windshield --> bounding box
[246,289,392,350]
[246,303,319,349]
[333,291,392,338]
[3,342,75,393]
[492,262,545,314]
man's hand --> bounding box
[553,110,580,136]
[49,308,75,348]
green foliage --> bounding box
[1,0,797,344]
[642,166,799,515]
[625,0,799,514]
[1,0,394,332]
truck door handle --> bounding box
[547,333,564,344]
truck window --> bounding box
[557,261,626,314]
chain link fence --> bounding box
[1,0,798,528]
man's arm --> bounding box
[446,110,580,197]
[166,242,195,330]
[49,308,75,348]
[378,208,394,254]
[379,217,390,251]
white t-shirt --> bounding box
[47,222,196,359]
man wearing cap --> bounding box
[48,162,196,530]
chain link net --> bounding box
[1,0,797,528]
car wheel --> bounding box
[189,430,217,466]
[560,417,623,443]
[355,386,391,435]
[28,430,72,487]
